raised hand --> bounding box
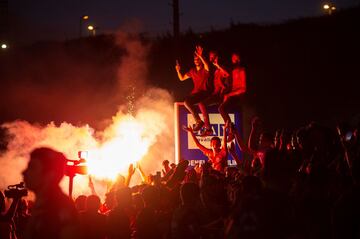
[128,163,136,176]
[251,116,261,128]
[175,60,181,72]
[88,175,97,195]
[182,125,194,133]
[195,45,203,56]
[213,56,219,67]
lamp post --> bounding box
[80,15,89,37]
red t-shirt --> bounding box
[187,67,209,93]
[232,67,246,94]
[213,69,228,95]
[205,147,228,173]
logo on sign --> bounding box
[187,113,235,149]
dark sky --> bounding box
[8,0,359,43]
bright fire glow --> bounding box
[0,88,173,200]
[84,115,152,180]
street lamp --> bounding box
[87,25,96,36]
[1,43,8,50]
[323,3,336,15]
[80,15,89,37]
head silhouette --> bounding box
[22,147,67,192]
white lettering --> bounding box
[187,114,235,149]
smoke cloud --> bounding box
[0,29,175,200]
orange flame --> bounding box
[84,114,152,180]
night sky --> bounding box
[1,0,359,130]
[8,0,360,44]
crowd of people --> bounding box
[1,118,359,239]
[1,45,359,238]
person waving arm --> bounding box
[183,126,211,155]
[194,45,210,72]
[175,60,191,81]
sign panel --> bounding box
[174,102,244,167]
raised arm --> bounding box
[232,124,255,155]
[183,126,210,154]
[213,56,230,78]
[88,175,97,195]
[222,121,229,155]
[125,163,136,187]
[248,117,260,151]
[136,163,147,184]
[175,60,190,81]
[195,45,210,72]
[336,125,352,170]
[228,142,242,166]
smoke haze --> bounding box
[0,29,174,200]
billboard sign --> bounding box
[174,102,244,167]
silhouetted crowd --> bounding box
[1,118,359,239]
[0,44,359,239]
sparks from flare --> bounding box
[85,114,152,180]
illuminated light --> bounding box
[2,88,172,200]
[331,6,336,10]
[84,115,153,180]
[87,25,94,31]
[82,15,89,20]
[1,44,7,49]
[323,4,330,9]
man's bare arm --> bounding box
[183,126,210,154]
[195,46,210,72]
[175,60,190,81]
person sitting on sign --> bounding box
[200,50,231,136]
[207,50,230,104]
[183,122,230,173]
[218,53,247,140]
[176,45,212,136]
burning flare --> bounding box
[86,114,153,180]
[0,88,174,199]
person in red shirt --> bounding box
[218,53,246,140]
[183,122,229,173]
[191,50,230,136]
[176,46,211,133]
[209,51,230,98]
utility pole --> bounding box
[172,0,180,38]
[0,0,9,39]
